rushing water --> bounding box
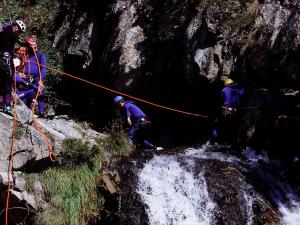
[133,143,300,225]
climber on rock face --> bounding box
[114,95,162,150]
[211,78,246,147]
[0,20,26,114]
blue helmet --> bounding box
[114,96,124,104]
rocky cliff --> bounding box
[50,0,300,147]
[54,0,300,90]
[0,101,105,224]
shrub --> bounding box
[59,138,95,169]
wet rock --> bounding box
[97,170,120,195]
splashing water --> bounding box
[137,154,215,225]
[135,143,300,225]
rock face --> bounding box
[53,0,300,88]
[0,101,105,224]
[49,0,300,148]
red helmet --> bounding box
[25,36,37,50]
[25,37,35,44]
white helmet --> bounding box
[15,20,26,33]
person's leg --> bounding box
[18,89,35,107]
[128,122,139,145]
[3,70,12,113]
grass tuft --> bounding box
[34,137,106,225]
[101,119,134,156]
[36,164,102,225]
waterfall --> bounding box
[132,143,300,225]
[137,154,215,225]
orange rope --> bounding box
[29,61,300,123]
[32,62,210,119]
[5,69,18,225]
[31,50,55,162]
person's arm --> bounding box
[127,117,132,126]
[14,73,37,89]
[126,105,132,126]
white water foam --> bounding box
[137,143,300,225]
[280,201,300,225]
[137,154,215,225]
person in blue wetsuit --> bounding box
[221,78,246,117]
[23,36,47,118]
[212,79,246,146]
[114,96,162,150]
[0,20,26,114]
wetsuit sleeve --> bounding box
[14,73,24,83]
[14,73,36,89]
[125,104,132,118]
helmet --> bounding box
[15,20,26,33]
[224,78,234,86]
[114,96,124,104]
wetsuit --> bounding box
[221,83,245,112]
[212,83,246,145]
[124,101,156,149]
[24,50,46,115]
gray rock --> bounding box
[14,173,26,191]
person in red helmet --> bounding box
[23,35,47,118]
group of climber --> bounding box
[0,20,46,117]
[112,78,246,150]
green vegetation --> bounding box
[34,138,105,225]
[36,165,102,225]
[59,138,99,169]
[0,0,22,24]
[101,119,134,156]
